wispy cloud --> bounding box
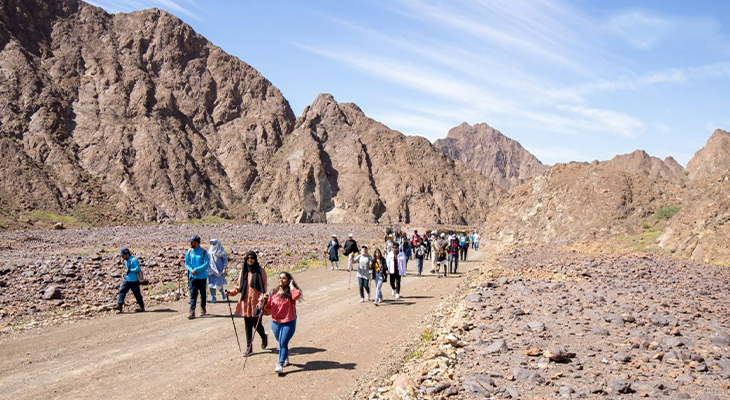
[605,12,671,49]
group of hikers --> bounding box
[113,228,480,375]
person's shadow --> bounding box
[283,360,356,375]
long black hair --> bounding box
[278,271,303,301]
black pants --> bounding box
[460,246,468,261]
[389,273,401,295]
[117,280,144,308]
[244,316,266,349]
[189,278,207,312]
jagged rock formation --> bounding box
[595,150,686,184]
[686,129,730,180]
[255,94,503,224]
[658,174,730,264]
[434,122,547,191]
[0,0,295,222]
[484,163,681,244]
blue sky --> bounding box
[87,0,730,165]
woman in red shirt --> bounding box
[259,271,302,375]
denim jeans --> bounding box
[117,280,144,308]
[189,278,207,312]
[271,319,297,365]
[416,258,424,274]
[448,253,459,274]
[358,277,370,298]
[374,275,384,302]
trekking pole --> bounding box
[225,292,242,353]
[243,309,264,371]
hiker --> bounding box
[387,246,406,298]
[343,234,359,272]
[436,233,449,277]
[448,234,460,274]
[353,245,373,302]
[384,233,395,253]
[185,235,209,319]
[459,232,469,261]
[423,233,432,260]
[113,248,145,313]
[473,231,481,251]
[372,248,387,305]
[470,232,475,250]
[415,238,426,275]
[226,251,268,356]
[326,234,341,270]
[402,235,412,264]
[207,238,228,303]
[430,232,440,273]
[258,271,302,375]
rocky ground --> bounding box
[0,223,383,334]
[364,245,730,399]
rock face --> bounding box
[686,129,730,180]
[434,122,547,191]
[484,163,681,244]
[256,94,503,224]
[596,150,686,184]
[658,174,730,264]
[0,0,295,222]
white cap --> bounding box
[332,234,337,237]
[440,233,445,237]
[348,233,353,237]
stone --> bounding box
[43,285,62,300]
[526,321,545,332]
[482,340,508,354]
[611,380,632,394]
[614,351,631,363]
[53,222,65,230]
[393,375,415,390]
[512,368,542,383]
[710,332,730,347]
[545,345,575,362]
[559,386,575,397]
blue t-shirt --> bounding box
[185,247,209,279]
[125,256,141,282]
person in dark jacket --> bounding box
[343,233,359,272]
[326,234,341,270]
[371,248,388,305]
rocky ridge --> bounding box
[595,150,686,184]
[686,129,730,180]
[434,123,548,191]
[255,94,503,224]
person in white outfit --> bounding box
[207,239,228,303]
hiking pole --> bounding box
[225,292,242,353]
[243,308,264,371]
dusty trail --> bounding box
[0,252,485,399]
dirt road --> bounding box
[0,253,483,399]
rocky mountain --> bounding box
[0,0,296,223]
[595,150,686,184]
[686,129,730,180]
[434,122,547,191]
[484,163,681,244]
[255,94,503,224]
[658,174,730,264]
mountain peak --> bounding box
[686,128,730,180]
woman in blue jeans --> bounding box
[259,271,303,375]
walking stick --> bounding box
[225,293,242,353]
[242,308,264,371]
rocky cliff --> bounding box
[0,0,296,223]
[686,129,730,180]
[484,163,681,244]
[255,94,503,224]
[434,122,547,191]
[595,150,686,184]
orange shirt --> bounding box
[230,269,267,317]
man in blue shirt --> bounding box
[113,248,145,313]
[185,235,209,319]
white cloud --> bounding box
[605,12,671,49]
[86,0,204,22]
[557,106,644,137]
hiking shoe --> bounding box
[210,296,217,303]
[245,349,253,357]
[188,311,195,319]
[134,307,145,313]
[113,303,123,314]
[262,332,268,350]
[200,309,207,317]
[275,364,284,375]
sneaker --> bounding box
[395,293,400,299]
[221,291,227,301]
[283,358,290,367]
[188,311,195,319]
[359,298,364,303]
[200,309,207,317]
[134,307,145,313]
[210,296,217,303]
[113,303,123,314]
[274,364,284,375]
[262,332,268,350]
[391,289,395,296]
[366,295,371,301]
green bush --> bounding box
[309,252,318,260]
[284,249,293,256]
[641,221,651,230]
[654,206,682,220]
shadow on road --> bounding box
[379,301,415,306]
[289,347,326,355]
[285,360,356,375]
[147,308,178,313]
[402,295,433,299]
